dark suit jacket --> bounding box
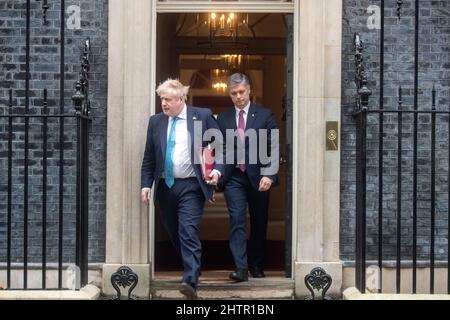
[217,103,279,190]
[141,106,224,201]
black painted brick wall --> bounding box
[2,0,448,266]
[0,0,107,264]
[341,0,450,261]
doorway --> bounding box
[153,12,293,277]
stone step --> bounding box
[151,272,294,299]
[152,288,294,300]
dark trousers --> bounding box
[223,168,270,271]
[156,177,205,287]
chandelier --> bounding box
[222,54,243,69]
[205,12,252,45]
[209,13,240,36]
[210,55,245,92]
[211,69,229,93]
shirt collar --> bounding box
[172,104,187,121]
[235,102,251,116]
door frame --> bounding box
[149,0,299,279]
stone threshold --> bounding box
[151,277,295,300]
[0,284,101,300]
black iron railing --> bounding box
[72,39,92,288]
[353,0,450,295]
[353,32,370,294]
[0,0,91,290]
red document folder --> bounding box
[197,145,215,181]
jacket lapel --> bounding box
[160,114,168,161]
[187,106,196,163]
[245,103,257,130]
[228,108,237,130]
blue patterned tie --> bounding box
[164,116,178,188]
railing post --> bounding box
[7,89,13,289]
[353,33,371,293]
[430,85,436,294]
[354,107,367,293]
[79,100,90,288]
[72,38,91,288]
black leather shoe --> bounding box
[250,267,266,278]
[229,269,248,282]
[179,282,198,300]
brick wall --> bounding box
[1,0,448,266]
[0,0,107,263]
[341,0,450,261]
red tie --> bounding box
[238,110,246,172]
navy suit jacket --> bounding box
[141,106,224,202]
[217,103,279,190]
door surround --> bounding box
[151,1,297,278]
[103,0,343,299]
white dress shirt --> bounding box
[167,104,196,179]
[235,102,250,169]
[235,102,251,128]
[141,105,221,193]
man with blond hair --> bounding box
[141,79,223,299]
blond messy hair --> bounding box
[156,78,190,101]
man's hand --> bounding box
[207,171,219,186]
[258,177,272,192]
[208,191,216,204]
[141,188,151,205]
